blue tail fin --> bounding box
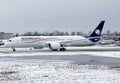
[90,20,105,37]
[89,20,105,42]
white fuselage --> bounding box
[4,36,95,48]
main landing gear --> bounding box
[51,48,66,51]
[60,47,66,51]
[12,48,16,52]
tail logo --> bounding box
[95,29,100,35]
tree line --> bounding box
[17,30,120,36]
[21,31,84,36]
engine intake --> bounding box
[49,42,61,50]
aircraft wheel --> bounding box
[60,48,66,51]
[13,48,16,52]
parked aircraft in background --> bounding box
[1,20,105,51]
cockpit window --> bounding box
[8,40,12,42]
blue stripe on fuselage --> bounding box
[83,36,100,42]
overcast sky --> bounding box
[0,0,120,34]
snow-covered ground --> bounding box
[0,46,120,82]
[0,62,120,83]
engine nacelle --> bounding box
[49,42,61,50]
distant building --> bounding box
[102,34,114,40]
[0,32,13,39]
[102,34,120,41]
[113,36,120,41]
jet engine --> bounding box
[48,42,61,51]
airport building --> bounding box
[0,32,13,39]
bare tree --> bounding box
[23,32,33,36]
[60,32,64,36]
[33,31,40,36]
[71,31,76,35]
[113,31,119,36]
[64,32,69,36]
[77,31,83,36]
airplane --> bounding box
[1,20,105,51]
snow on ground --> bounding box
[0,62,120,83]
[0,46,120,82]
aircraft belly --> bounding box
[68,40,94,46]
[32,42,46,47]
[25,41,45,47]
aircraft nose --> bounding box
[0,40,10,47]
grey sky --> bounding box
[0,0,120,34]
